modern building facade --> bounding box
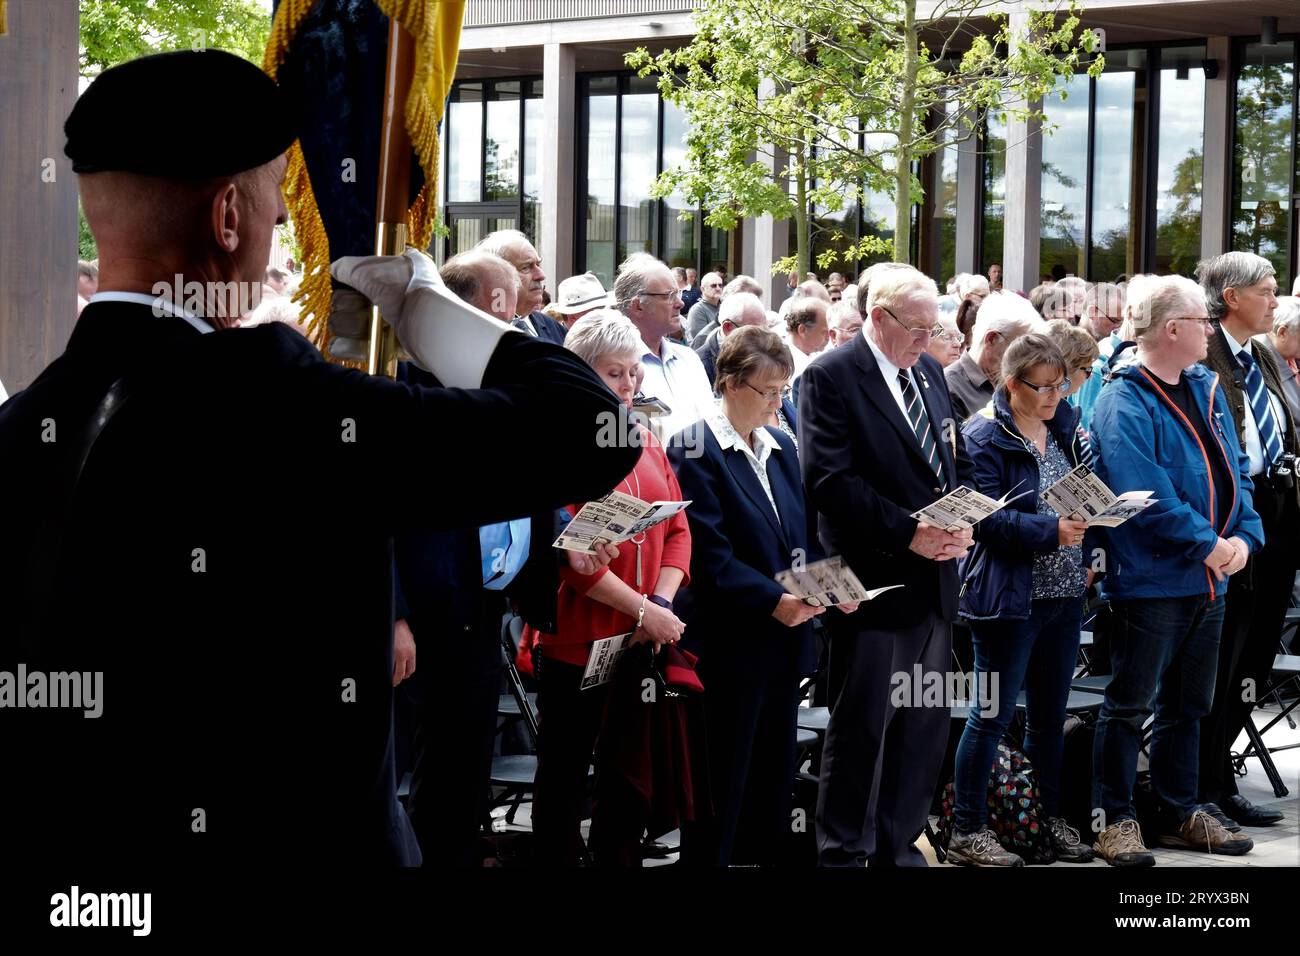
[448,0,1300,300]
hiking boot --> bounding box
[1094,819,1155,867]
[946,827,1024,867]
[1047,816,1094,863]
[1158,808,1254,856]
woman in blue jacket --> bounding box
[947,333,1095,866]
[669,326,857,866]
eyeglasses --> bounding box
[879,305,936,339]
[744,381,787,403]
[1075,366,1095,380]
[1173,316,1213,328]
[1017,377,1071,395]
[639,289,683,301]
[933,331,964,345]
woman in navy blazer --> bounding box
[669,326,858,866]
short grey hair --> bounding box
[1001,332,1066,386]
[1134,275,1206,340]
[955,273,991,300]
[439,250,516,305]
[857,262,920,315]
[612,252,667,312]
[722,274,763,299]
[564,308,644,368]
[783,295,828,333]
[78,259,98,280]
[1273,296,1300,336]
[827,300,862,330]
[719,291,764,328]
[970,292,1039,357]
[476,228,534,261]
[1196,251,1275,320]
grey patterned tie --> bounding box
[899,369,945,489]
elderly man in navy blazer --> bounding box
[800,265,975,867]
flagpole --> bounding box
[368,16,416,378]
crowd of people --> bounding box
[13,47,1300,899]
[364,232,1297,869]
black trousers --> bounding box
[405,591,506,867]
[815,610,952,867]
[1199,476,1300,803]
[532,655,646,866]
[691,639,801,866]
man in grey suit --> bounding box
[1256,295,1300,425]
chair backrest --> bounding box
[499,617,540,743]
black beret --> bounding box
[65,49,299,178]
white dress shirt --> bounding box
[1222,326,1288,476]
[864,331,910,421]
[639,336,718,444]
[706,409,782,518]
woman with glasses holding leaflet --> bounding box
[670,326,858,866]
[945,333,1096,866]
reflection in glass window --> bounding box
[661,99,696,270]
[934,101,959,285]
[1089,70,1136,282]
[982,111,1006,278]
[619,93,659,263]
[523,97,543,246]
[1153,47,1205,277]
[447,85,482,203]
[1040,73,1089,279]
[1233,41,1296,291]
[585,93,617,287]
[859,132,898,272]
[485,95,520,201]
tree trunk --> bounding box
[893,0,918,264]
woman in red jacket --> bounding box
[532,309,692,866]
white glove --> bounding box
[330,249,516,387]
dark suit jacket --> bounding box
[518,309,567,346]
[0,301,637,868]
[669,422,818,675]
[1203,326,1300,510]
[393,362,563,635]
[799,334,974,628]
[696,329,722,385]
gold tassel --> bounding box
[261,0,464,354]
[0,0,9,37]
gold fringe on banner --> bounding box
[1,1,9,37]
[261,0,465,352]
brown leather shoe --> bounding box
[1157,808,1254,856]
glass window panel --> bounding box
[811,121,862,276]
[588,75,617,95]
[618,93,659,265]
[703,223,729,277]
[1233,41,1296,291]
[452,216,481,254]
[661,98,697,270]
[447,94,482,203]
[858,131,899,273]
[982,111,1007,278]
[627,74,659,95]
[585,92,617,288]
[934,100,959,285]
[1153,45,1206,276]
[485,95,520,201]
[1040,73,1090,279]
[1088,70,1136,281]
[523,97,543,248]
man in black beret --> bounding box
[0,50,639,869]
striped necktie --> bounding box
[899,369,945,488]
[1238,349,1283,469]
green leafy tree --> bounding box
[629,0,1100,276]
[80,0,270,80]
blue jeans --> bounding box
[1093,595,1224,826]
[953,596,1083,834]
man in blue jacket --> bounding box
[1089,275,1263,866]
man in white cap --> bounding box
[554,271,609,328]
